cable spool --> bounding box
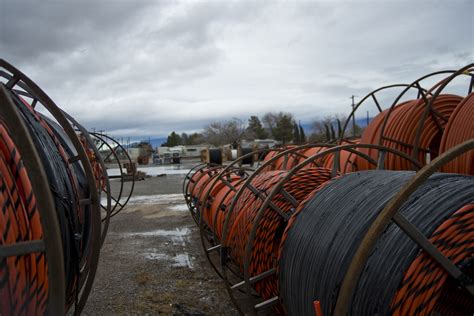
[279,170,473,315]
[0,120,49,315]
[214,144,340,313]
[323,139,360,173]
[262,147,300,170]
[90,132,135,218]
[224,144,421,314]
[183,163,209,208]
[355,102,410,170]
[439,93,474,175]
[11,91,88,308]
[0,58,122,314]
[227,167,333,308]
[188,166,224,223]
[194,148,271,282]
[200,171,246,241]
[238,147,254,165]
[334,139,474,315]
[339,84,430,141]
[209,148,223,165]
[64,119,111,228]
[380,94,462,169]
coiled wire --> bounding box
[225,167,333,307]
[0,121,48,315]
[439,93,474,175]
[11,92,91,308]
[381,94,462,169]
[200,171,246,240]
[279,170,473,315]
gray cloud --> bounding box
[1,0,472,139]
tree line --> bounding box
[162,112,361,147]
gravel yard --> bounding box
[82,163,238,315]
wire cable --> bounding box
[439,93,474,175]
[0,121,48,315]
[279,170,473,315]
[226,167,333,307]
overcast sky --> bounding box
[1,0,473,139]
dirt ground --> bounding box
[82,162,239,315]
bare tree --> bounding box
[203,118,246,147]
[309,113,348,142]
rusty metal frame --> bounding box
[197,148,273,281]
[218,144,342,314]
[339,83,430,141]
[0,58,101,314]
[377,66,474,165]
[63,113,112,246]
[335,138,474,315]
[0,85,65,314]
[232,144,422,313]
[91,132,135,218]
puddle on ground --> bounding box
[144,251,194,269]
[126,227,191,246]
[168,204,189,212]
[106,193,184,206]
[107,165,190,176]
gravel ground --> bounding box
[82,163,239,315]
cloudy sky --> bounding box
[1,0,472,139]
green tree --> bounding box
[293,120,301,143]
[246,116,268,139]
[181,133,189,145]
[273,113,294,144]
[187,132,204,145]
[299,123,306,143]
[163,131,182,147]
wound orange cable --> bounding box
[225,167,333,311]
[439,93,474,175]
[200,173,245,240]
[0,122,48,315]
[391,204,474,315]
[382,94,462,170]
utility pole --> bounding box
[350,95,357,137]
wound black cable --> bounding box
[11,92,82,307]
[279,170,473,315]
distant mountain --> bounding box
[149,137,167,148]
[300,116,371,134]
[124,137,167,149]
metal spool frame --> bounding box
[90,132,135,218]
[217,144,342,313]
[63,113,112,246]
[339,83,430,141]
[222,144,423,314]
[0,85,65,315]
[335,138,474,315]
[198,145,329,277]
[338,66,473,167]
[187,165,228,224]
[0,59,101,314]
[197,148,278,281]
[183,162,218,212]
[375,65,474,165]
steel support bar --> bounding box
[393,212,474,295]
[0,240,45,258]
[231,268,276,290]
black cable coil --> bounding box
[209,148,223,165]
[279,170,474,315]
[11,92,92,307]
[240,147,254,165]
